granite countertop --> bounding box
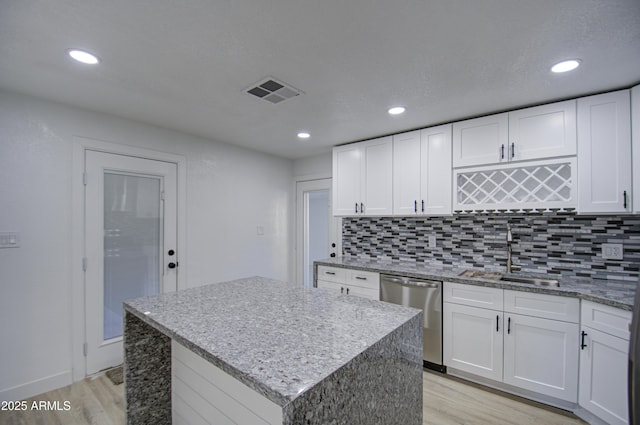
[315,257,637,311]
[124,276,421,407]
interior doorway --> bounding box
[296,179,341,287]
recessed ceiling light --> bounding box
[67,49,100,65]
[388,106,406,115]
[297,132,310,139]
[551,59,580,73]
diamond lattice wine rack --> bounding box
[454,158,577,212]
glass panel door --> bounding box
[103,173,162,340]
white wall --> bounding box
[0,90,293,400]
[292,152,332,180]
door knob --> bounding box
[168,249,175,256]
[330,253,336,258]
[168,262,177,269]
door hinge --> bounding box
[82,257,88,271]
[83,342,88,357]
[82,172,87,186]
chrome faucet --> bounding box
[506,223,521,273]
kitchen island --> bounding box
[123,276,423,424]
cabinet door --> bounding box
[508,100,576,162]
[421,125,452,215]
[393,131,422,215]
[579,326,629,425]
[453,113,508,167]
[578,90,632,213]
[503,313,578,402]
[332,144,362,216]
[362,136,393,215]
[443,302,503,382]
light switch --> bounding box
[0,232,20,248]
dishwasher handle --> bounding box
[382,275,441,289]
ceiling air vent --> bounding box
[245,77,303,104]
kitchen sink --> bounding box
[499,276,560,287]
[458,270,560,287]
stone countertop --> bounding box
[315,257,637,311]
[123,276,421,407]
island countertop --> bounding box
[123,276,422,408]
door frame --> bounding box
[294,177,341,287]
[71,136,187,381]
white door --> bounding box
[503,313,579,402]
[509,100,577,162]
[296,179,341,287]
[393,130,422,215]
[443,302,504,382]
[332,145,362,216]
[362,136,393,215]
[85,150,178,374]
[579,326,629,425]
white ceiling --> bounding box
[1,0,639,159]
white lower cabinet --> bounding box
[443,302,503,382]
[316,265,380,300]
[578,301,632,425]
[444,282,580,404]
[503,313,578,401]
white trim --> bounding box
[71,135,187,382]
[0,371,71,403]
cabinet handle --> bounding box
[355,276,367,280]
[360,203,364,214]
[496,315,499,332]
[414,200,417,213]
[421,200,425,213]
[341,287,344,294]
[581,331,588,350]
[346,287,350,295]
[355,203,358,214]
[624,191,628,209]
[511,142,515,159]
[507,317,511,334]
[500,144,505,160]
[325,271,336,275]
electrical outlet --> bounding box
[428,235,436,248]
[602,243,623,260]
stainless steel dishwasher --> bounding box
[380,275,444,372]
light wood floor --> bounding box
[1,370,586,424]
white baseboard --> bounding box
[0,370,72,402]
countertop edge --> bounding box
[315,259,635,311]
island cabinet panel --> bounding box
[172,340,282,425]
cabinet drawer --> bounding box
[504,290,579,323]
[346,269,379,290]
[317,266,346,283]
[444,282,503,310]
[581,300,631,340]
[317,280,379,301]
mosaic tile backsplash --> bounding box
[342,213,640,281]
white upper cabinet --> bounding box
[393,125,452,215]
[577,90,632,214]
[332,136,393,216]
[453,113,508,167]
[453,100,577,168]
[632,85,640,213]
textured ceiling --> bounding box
[1,0,639,159]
